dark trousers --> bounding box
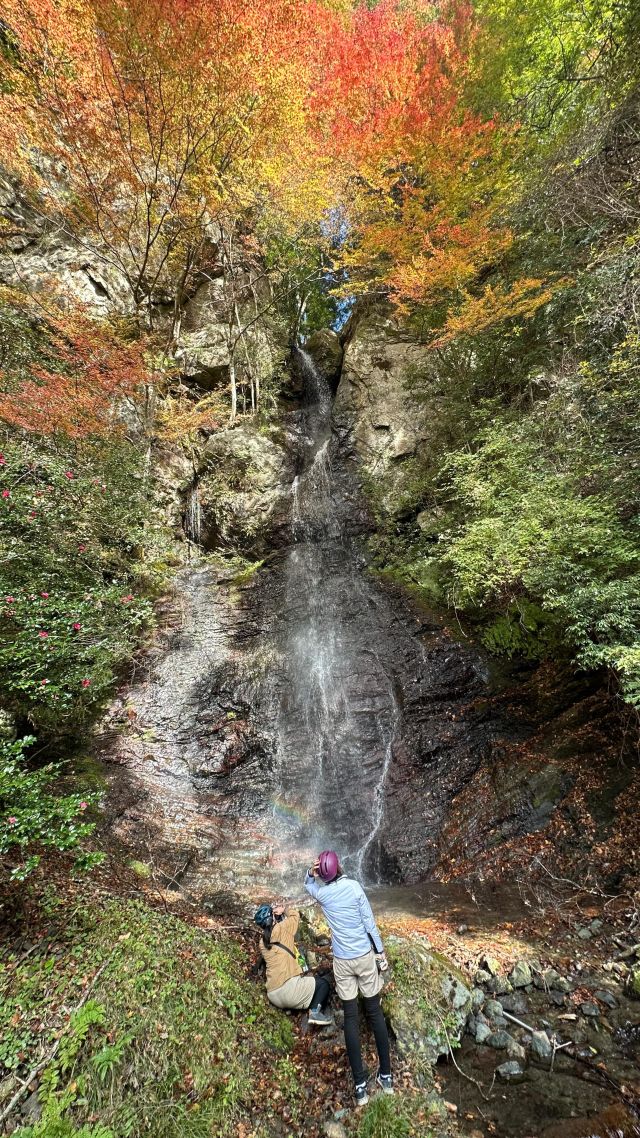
[342,994,391,1085]
[311,974,331,1010]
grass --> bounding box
[356,1090,453,1138]
[1,895,297,1138]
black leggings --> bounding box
[311,975,331,1010]
[343,994,391,1085]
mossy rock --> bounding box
[383,935,471,1067]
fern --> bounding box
[91,1032,133,1084]
[57,1002,106,1075]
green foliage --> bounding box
[358,1096,411,1138]
[470,0,638,133]
[3,897,297,1138]
[0,434,155,732]
[0,736,98,880]
[363,0,640,704]
[481,603,556,660]
[0,295,165,735]
[17,1122,113,1138]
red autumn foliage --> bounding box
[0,308,150,438]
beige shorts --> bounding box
[267,974,316,1010]
[333,950,383,1001]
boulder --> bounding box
[496,1060,526,1084]
[501,992,529,1015]
[198,424,292,553]
[486,1030,514,1050]
[471,987,485,1013]
[487,975,513,997]
[304,329,343,388]
[534,968,571,993]
[594,989,618,1009]
[507,1039,527,1063]
[484,999,504,1021]
[480,955,501,977]
[383,935,472,1064]
[529,1030,552,1062]
[509,961,533,989]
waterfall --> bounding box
[184,483,202,545]
[270,348,400,883]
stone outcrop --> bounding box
[334,304,430,509]
[304,328,343,389]
[0,172,132,313]
[382,935,472,1064]
[177,266,289,397]
[197,423,294,554]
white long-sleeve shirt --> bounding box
[304,871,384,959]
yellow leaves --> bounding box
[432,275,572,347]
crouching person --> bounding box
[254,903,333,1025]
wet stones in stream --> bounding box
[445,948,640,1138]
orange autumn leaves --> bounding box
[0,292,148,438]
[0,0,540,440]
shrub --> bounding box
[0,736,98,879]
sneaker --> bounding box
[307,1005,334,1026]
[354,1081,369,1108]
[376,1072,394,1095]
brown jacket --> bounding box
[260,911,302,993]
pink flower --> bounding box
[79,801,88,810]
[78,544,86,553]
[5,596,14,604]
[64,471,74,480]
[81,678,91,688]
[41,592,49,598]
[7,816,17,826]
[2,490,10,499]
[73,622,82,631]
[0,455,5,466]
[28,511,37,519]
[38,631,49,639]
[40,678,49,685]
[120,594,134,603]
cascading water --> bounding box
[184,483,202,545]
[267,349,401,883]
[101,345,460,898]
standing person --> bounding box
[304,851,393,1107]
[254,902,333,1025]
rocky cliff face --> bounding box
[0,171,132,313]
[0,175,295,561]
[334,304,431,510]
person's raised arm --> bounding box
[304,864,321,899]
[356,884,384,954]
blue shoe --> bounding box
[376,1071,394,1095]
[354,1081,369,1108]
[308,1005,333,1026]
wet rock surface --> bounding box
[97,336,640,900]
